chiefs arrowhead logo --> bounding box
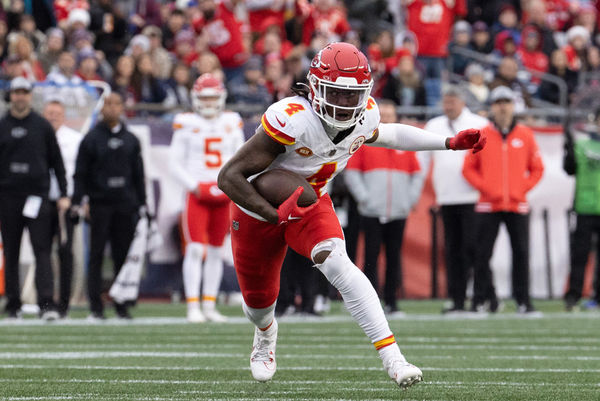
[349,136,366,154]
[295,147,313,157]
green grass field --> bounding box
[0,300,599,401]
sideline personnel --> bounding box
[72,92,146,320]
[0,77,70,320]
[43,97,83,318]
[463,86,544,314]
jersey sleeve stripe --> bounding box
[261,115,295,146]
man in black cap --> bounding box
[0,77,70,320]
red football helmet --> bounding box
[191,73,226,118]
[307,42,373,130]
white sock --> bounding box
[201,245,224,311]
[314,239,402,358]
[378,342,405,364]
[183,242,204,304]
[243,301,276,330]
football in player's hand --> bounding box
[251,169,318,207]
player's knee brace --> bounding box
[243,301,276,329]
[312,238,360,291]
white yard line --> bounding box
[0,363,599,374]
[2,334,597,344]
[488,355,600,360]
[0,312,598,327]
[1,343,600,361]
[0,341,598,352]
[0,378,599,387]
[2,397,181,401]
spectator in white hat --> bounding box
[464,63,489,104]
[562,25,591,71]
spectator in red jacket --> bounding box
[246,0,285,37]
[463,86,544,315]
[517,25,549,89]
[405,0,467,106]
[253,27,293,59]
[368,30,406,77]
[301,0,350,46]
[192,0,248,82]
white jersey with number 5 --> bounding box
[260,95,380,196]
[170,111,245,191]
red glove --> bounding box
[448,129,487,154]
[276,187,318,225]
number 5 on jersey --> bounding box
[205,137,222,168]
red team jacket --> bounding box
[462,122,544,214]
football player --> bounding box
[218,43,486,388]
[169,73,245,323]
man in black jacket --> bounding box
[72,92,146,320]
[0,77,70,320]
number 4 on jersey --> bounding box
[285,103,305,116]
[307,162,337,196]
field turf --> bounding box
[0,300,598,401]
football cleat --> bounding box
[187,308,206,323]
[204,309,228,323]
[250,320,278,382]
[385,360,423,389]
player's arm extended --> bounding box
[217,126,285,224]
[368,123,485,153]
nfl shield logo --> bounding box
[232,220,239,231]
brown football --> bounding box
[251,169,318,207]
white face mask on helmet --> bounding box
[191,74,227,118]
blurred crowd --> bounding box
[2,0,600,120]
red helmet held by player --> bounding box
[307,42,373,130]
[191,73,227,118]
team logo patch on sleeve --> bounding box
[295,147,313,157]
[349,136,366,154]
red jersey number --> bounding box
[307,162,337,196]
[284,103,305,116]
[205,137,222,168]
[366,98,375,110]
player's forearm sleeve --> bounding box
[374,123,448,151]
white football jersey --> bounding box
[169,111,245,190]
[259,95,380,196]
